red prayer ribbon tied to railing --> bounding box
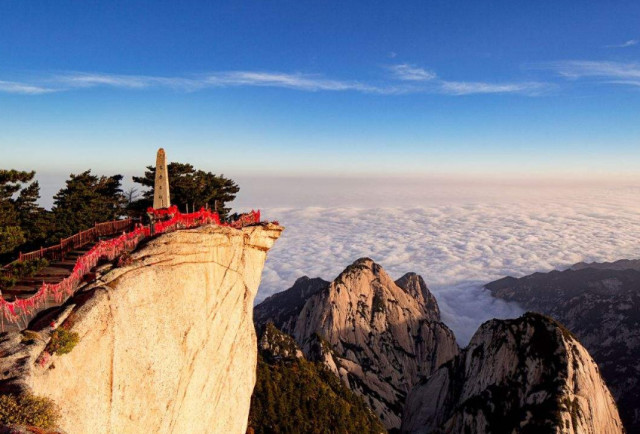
[0,207,261,327]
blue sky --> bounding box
[1,0,639,180]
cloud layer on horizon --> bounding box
[256,186,640,345]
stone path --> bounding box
[3,243,103,302]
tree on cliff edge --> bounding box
[132,163,239,220]
[0,169,52,256]
[50,170,126,239]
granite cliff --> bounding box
[486,261,640,431]
[0,223,282,434]
[255,258,459,430]
[401,313,624,434]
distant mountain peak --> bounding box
[255,259,459,430]
[486,262,640,431]
[395,272,441,320]
[402,312,624,433]
[570,258,640,272]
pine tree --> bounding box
[14,181,53,247]
[132,163,239,220]
[0,170,49,255]
[51,170,125,239]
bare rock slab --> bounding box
[24,223,282,434]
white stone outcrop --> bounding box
[15,223,281,434]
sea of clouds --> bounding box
[236,178,640,345]
[34,173,640,345]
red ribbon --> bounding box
[1,208,261,325]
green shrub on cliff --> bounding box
[0,275,17,291]
[46,328,79,355]
[0,393,60,429]
[11,258,50,278]
[372,290,385,314]
[0,259,49,291]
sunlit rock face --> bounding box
[401,313,624,434]
[486,261,640,432]
[255,258,459,430]
[23,223,281,434]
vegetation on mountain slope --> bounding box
[0,393,60,430]
[247,323,385,434]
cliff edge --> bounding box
[1,223,282,434]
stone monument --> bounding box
[153,148,171,209]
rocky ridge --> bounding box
[255,258,459,430]
[254,276,329,333]
[486,261,640,431]
[401,313,624,434]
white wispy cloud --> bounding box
[439,80,549,95]
[56,72,216,91]
[57,73,153,89]
[386,64,548,95]
[389,63,437,81]
[609,80,640,87]
[62,71,382,92]
[22,70,395,94]
[0,80,56,94]
[203,71,389,93]
[0,68,549,96]
[56,73,193,89]
[7,60,640,97]
[543,60,640,88]
[606,39,638,48]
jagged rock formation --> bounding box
[255,258,459,429]
[401,313,624,434]
[486,261,640,432]
[571,259,640,272]
[254,276,329,333]
[257,321,303,360]
[1,223,282,434]
[248,323,385,433]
